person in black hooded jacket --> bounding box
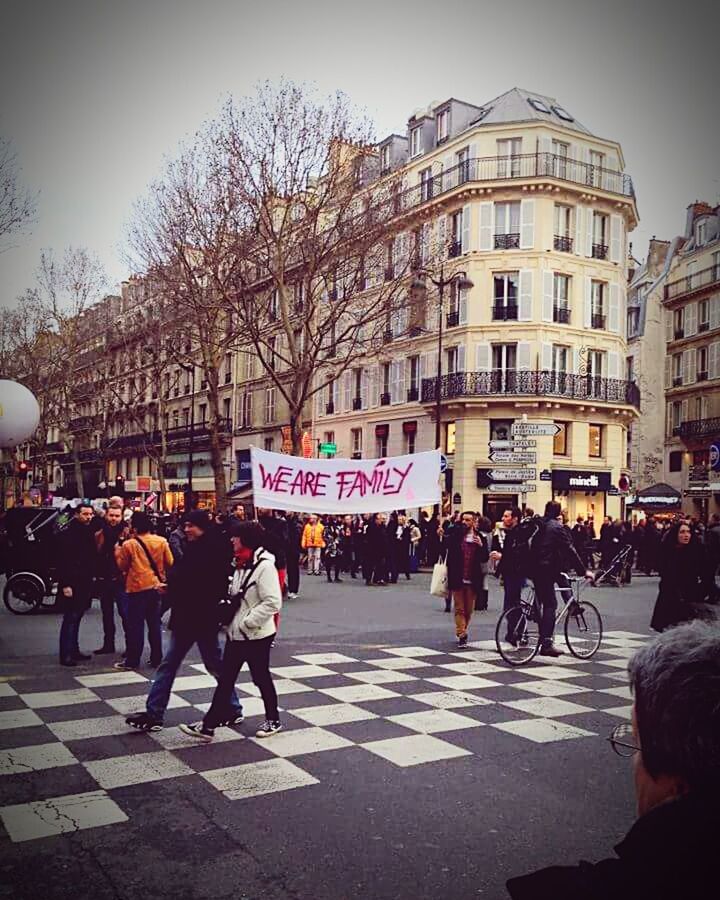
[125,510,242,731]
[649,522,714,632]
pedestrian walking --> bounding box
[114,511,173,671]
[93,505,129,656]
[57,502,98,667]
[650,523,715,632]
[366,513,390,585]
[301,514,325,575]
[389,513,412,582]
[322,519,343,583]
[125,510,242,731]
[444,511,489,647]
[285,512,302,599]
[490,507,525,645]
[180,521,283,742]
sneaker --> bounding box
[126,712,163,732]
[255,719,283,738]
[457,634,468,648]
[113,661,135,671]
[223,712,245,728]
[539,643,565,657]
[287,592,297,600]
[179,722,214,742]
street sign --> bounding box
[539,469,552,481]
[487,483,537,493]
[144,492,158,507]
[319,442,337,454]
[489,468,537,481]
[489,451,537,464]
[488,439,537,450]
[711,443,720,472]
[440,454,448,473]
[511,422,561,437]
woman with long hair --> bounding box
[650,522,714,632]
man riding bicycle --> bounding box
[527,501,594,657]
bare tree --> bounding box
[0,137,36,249]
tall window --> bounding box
[410,127,422,157]
[497,138,521,177]
[673,307,684,338]
[672,352,682,386]
[552,345,569,372]
[445,422,456,455]
[224,352,232,384]
[449,209,463,256]
[592,213,609,259]
[671,401,682,432]
[697,346,708,379]
[264,387,276,424]
[699,298,710,331]
[456,146,470,183]
[494,202,520,249]
[408,356,420,396]
[553,274,571,323]
[381,363,391,404]
[405,429,417,454]
[222,397,231,423]
[264,436,274,452]
[351,428,362,457]
[589,424,603,458]
[269,290,279,320]
[267,336,277,371]
[436,109,449,143]
[419,166,433,203]
[240,392,252,428]
[245,353,256,381]
[591,281,606,328]
[554,205,573,251]
[588,150,605,187]
[446,346,459,374]
[380,145,390,174]
[552,139,569,178]
[376,431,388,457]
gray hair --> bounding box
[628,621,720,790]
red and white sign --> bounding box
[144,492,158,507]
[136,476,152,492]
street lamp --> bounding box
[410,266,474,452]
[179,363,196,512]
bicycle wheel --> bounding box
[495,605,541,666]
[564,600,603,659]
[3,573,45,615]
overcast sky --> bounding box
[1,0,717,305]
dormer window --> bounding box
[552,105,575,122]
[380,145,390,174]
[696,219,708,246]
[410,126,422,158]
[436,109,449,144]
[528,97,551,114]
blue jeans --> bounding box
[146,629,242,722]
[59,607,84,661]
[125,589,163,667]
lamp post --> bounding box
[410,266,474,513]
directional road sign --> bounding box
[511,422,561,437]
[487,483,537,493]
[440,454,448,473]
[489,451,537,464]
[319,442,337,454]
[489,468,537,481]
[488,439,537,450]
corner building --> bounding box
[313,88,639,520]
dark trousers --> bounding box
[98,579,126,649]
[146,629,242,721]
[389,547,410,582]
[324,555,341,581]
[59,596,90,662]
[367,553,387,584]
[286,551,300,594]
[533,571,559,644]
[125,589,163,667]
[204,635,278,729]
[502,571,525,639]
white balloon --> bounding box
[0,380,41,448]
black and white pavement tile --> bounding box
[0,629,651,844]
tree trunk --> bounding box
[71,441,84,498]
[155,458,168,512]
[206,383,227,512]
[290,410,303,457]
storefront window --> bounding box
[589,424,603,458]
[445,422,456,455]
[554,422,569,455]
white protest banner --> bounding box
[250,446,441,514]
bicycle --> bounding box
[494,574,602,666]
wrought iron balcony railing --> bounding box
[592,243,609,260]
[665,264,720,301]
[591,313,606,330]
[380,392,391,406]
[100,419,232,452]
[325,402,335,415]
[448,240,462,258]
[494,233,520,250]
[554,234,573,252]
[421,370,640,409]
[446,310,460,327]
[407,387,419,402]
[678,418,720,439]
[492,304,519,321]
[352,396,362,410]
[553,306,571,324]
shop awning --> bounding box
[626,483,682,509]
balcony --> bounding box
[674,328,684,340]
[407,387,419,402]
[678,418,720,440]
[100,419,233,453]
[407,325,424,337]
[591,313,606,330]
[383,329,394,344]
[446,310,460,327]
[553,306,571,324]
[591,243,609,261]
[554,234,573,252]
[448,239,462,258]
[325,402,335,415]
[352,397,362,410]
[421,370,640,409]
[699,321,710,333]
[672,376,683,387]
[380,392,391,406]
[494,233,520,250]
[665,264,720,301]
[68,415,96,432]
[697,370,708,382]
[492,304,518,321]
[384,266,394,282]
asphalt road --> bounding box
[0,571,661,900]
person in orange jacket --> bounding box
[301,514,325,575]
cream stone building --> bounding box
[235,87,639,520]
[662,203,720,518]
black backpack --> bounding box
[513,516,546,575]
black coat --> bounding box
[507,788,719,899]
[167,527,232,634]
[445,525,489,593]
[492,527,522,579]
[650,540,714,632]
[531,517,586,577]
[56,518,98,607]
[366,521,389,559]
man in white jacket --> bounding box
[181,522,283,742]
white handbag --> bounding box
[430,555,449,598]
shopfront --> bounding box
[552,469,612,523]
[626,483,682,522]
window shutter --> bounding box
[608,283,621,333]
[686,347,696,384]
[541,342,553,371]
[517,342,532,371]
[343,371,352,412]
[420,223,430,263]
[520,199,535,249]
[681,399,688,423]
[681,350,688,385]
[585,206,594,257]
[461,204,472,253]
[542,271,554,322]
[519,269,533,321]
[457,344,466,373]
[584,277,592,329]
[475,343,491,372]
[710,296,720,331]
[419,354,427,379]
[360,369,369,408]
[459,287,468,324]
[468,143,477,176]
[479,202,493,251]
[607,351,620,379]
[665,402,672,438]
[369,366,379,407]
[710,342,720,380]
[664,356,672,389]
[436,216,447,258]
[574,206,584,257]
[390,360,400,404]
[685,302,698,337]
[665,311,674,344]
[609,215,622,263]
[606,152,619,192]
[443,154,453,189]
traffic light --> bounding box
[17,460,29,480]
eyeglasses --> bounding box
[607,722,640,757]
